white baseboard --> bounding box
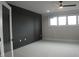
[42,37,79,42]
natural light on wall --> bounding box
[50,15,77,26]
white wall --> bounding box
[42,9,79,41]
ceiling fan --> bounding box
[59,1,76,8]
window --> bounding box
[50,17,57,25]
[68,16,76,25]
[50,15,78,26]
[58,16,66,25]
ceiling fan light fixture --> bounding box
[59,1,63,9]
[59,6,63,8]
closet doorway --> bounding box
[0,1,13,57]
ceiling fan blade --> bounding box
[59,1,63,3]
[63,4,76,7]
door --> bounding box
[0,2,2,57]
[0,2,13,57]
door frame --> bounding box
[0,1,13,57]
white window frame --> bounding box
[50,15,78,26]
[68,15,77,25]
[50,17,57,26]
[58,16,66,26]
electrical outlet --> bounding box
[25,38,26,40]
[20,40,22,42]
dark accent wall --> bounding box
[9,4,42,49]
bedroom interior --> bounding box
[1,1,79,57]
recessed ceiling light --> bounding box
[46,10,50,13]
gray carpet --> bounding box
[5,40,79,57]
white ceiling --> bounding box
[7,1,79,15]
